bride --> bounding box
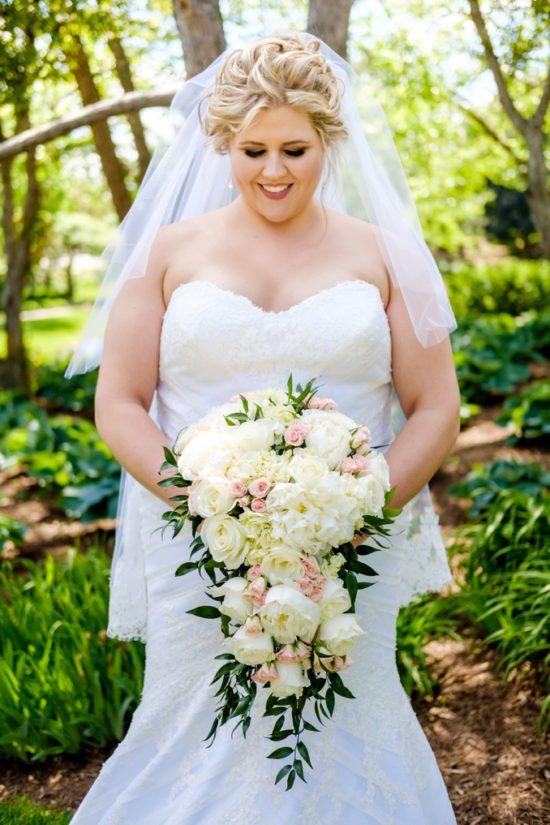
[68,33,460,824]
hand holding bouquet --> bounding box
[158,376,400,790]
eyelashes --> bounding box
[243,148,306,158]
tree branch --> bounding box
[455,101,526,165]
[532,64,550,128]
[0,87,178,161]
[467,0,527,135]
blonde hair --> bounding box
[200,34,347,153]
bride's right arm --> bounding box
[94,230,180,507]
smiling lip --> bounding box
[258,183,293,200]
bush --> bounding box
[0,548,144,762]
[442,257,550,320]
[32,358,97,415]
[451,311,548,403]
[450,459,550,518]
[0,397,120,521]
[496,380,550,442]
[0,515,29,552]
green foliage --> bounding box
[33,358,97,414]
[0,390,119,521]
[451,312,548,403]
[396,595,462,700]
[450,459,550,518]
[0,796,71,825]
[0,548,144,762]
[497,380,550,442]
[450,485,550,729]
[0,514,29,551]
[442,259,550,321]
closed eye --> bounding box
[243,148,306,158]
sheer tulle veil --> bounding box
[66,32,456,641]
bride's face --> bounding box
[228,105,325,224]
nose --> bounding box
[262,151,287,180]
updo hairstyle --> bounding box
[200,34,347,153]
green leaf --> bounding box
[297,740,313,768]
[325,688,335,716]
[294,758,306,782]
[267,746,294,759]
[275,763,292,784]
[175,562,196,577]
[162,446,177,466]
[186,605,221,619]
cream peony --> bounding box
[259,584,321,644]
[365,452,391,492]
[301,409,355,469]
[354,474,386,517]
[318,614,365,656]
[317,577,352,621]
[269,661,309,698]
[260,544,305,585]
[209,577,252,623]
[189,478,236,518]
[201,515,247,569]
[232,623,274,666]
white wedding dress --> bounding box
[70,279,456,825]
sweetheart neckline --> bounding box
[164,278,386,317]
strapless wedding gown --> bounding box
[70,280,456,825]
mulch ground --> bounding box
[1,405,549,822]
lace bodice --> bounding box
[156,279,393,448]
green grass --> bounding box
[0,796,71,824]
[0,309,89,362]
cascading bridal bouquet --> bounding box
[157,376,400,790]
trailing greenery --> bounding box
[0,796,71,825]
[496,380,550,442]
[0,391,119,521]
[450,459,550,518]
[451,311,549,403]
[442,258,550,321]
[0,548,144,762]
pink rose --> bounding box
[294,641,312,662]
[351,426,370,450]
[243,616,262,636]
[276,644,301,663]
[339,455,369,474]
[250,497,267,514]
[248,477,270,498]
[309,580,327,601]
[356,442,369,455]
[244,577,267,607]
[339,456,357,474]
[297,576,315,597]
[251,663,278,685]
[247,564,262,581]
[307,397,337,410]
[302,557,320,577]
[229,479,247,498]
[284,421,308,447]
[238,495,251,508]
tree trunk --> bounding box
[0,112,38,392]
[525,124,550,259]
[108,36,152,182]
[307,0,355,59]
[65,34,133,220]
[173,0,226,77]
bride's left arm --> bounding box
[383,285,461,509]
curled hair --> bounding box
[200,34,348,153]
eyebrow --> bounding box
[237,139,312,147]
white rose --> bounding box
[263,403,297,435]
[209,577,252,624]
[365,452,391,492]
[354,474,386,517]
[269,661,309,699]
[232,623,274,666]
[259,584,321,644]
[318,614,365,656]
[320,552,346,577]
[260,544,304,585]
[201,515,247,569]
[288,453,329,484]
[189,478,236,517]
[300,410,354,470]
[317,577,352,621]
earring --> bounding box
[228,180,234,190]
